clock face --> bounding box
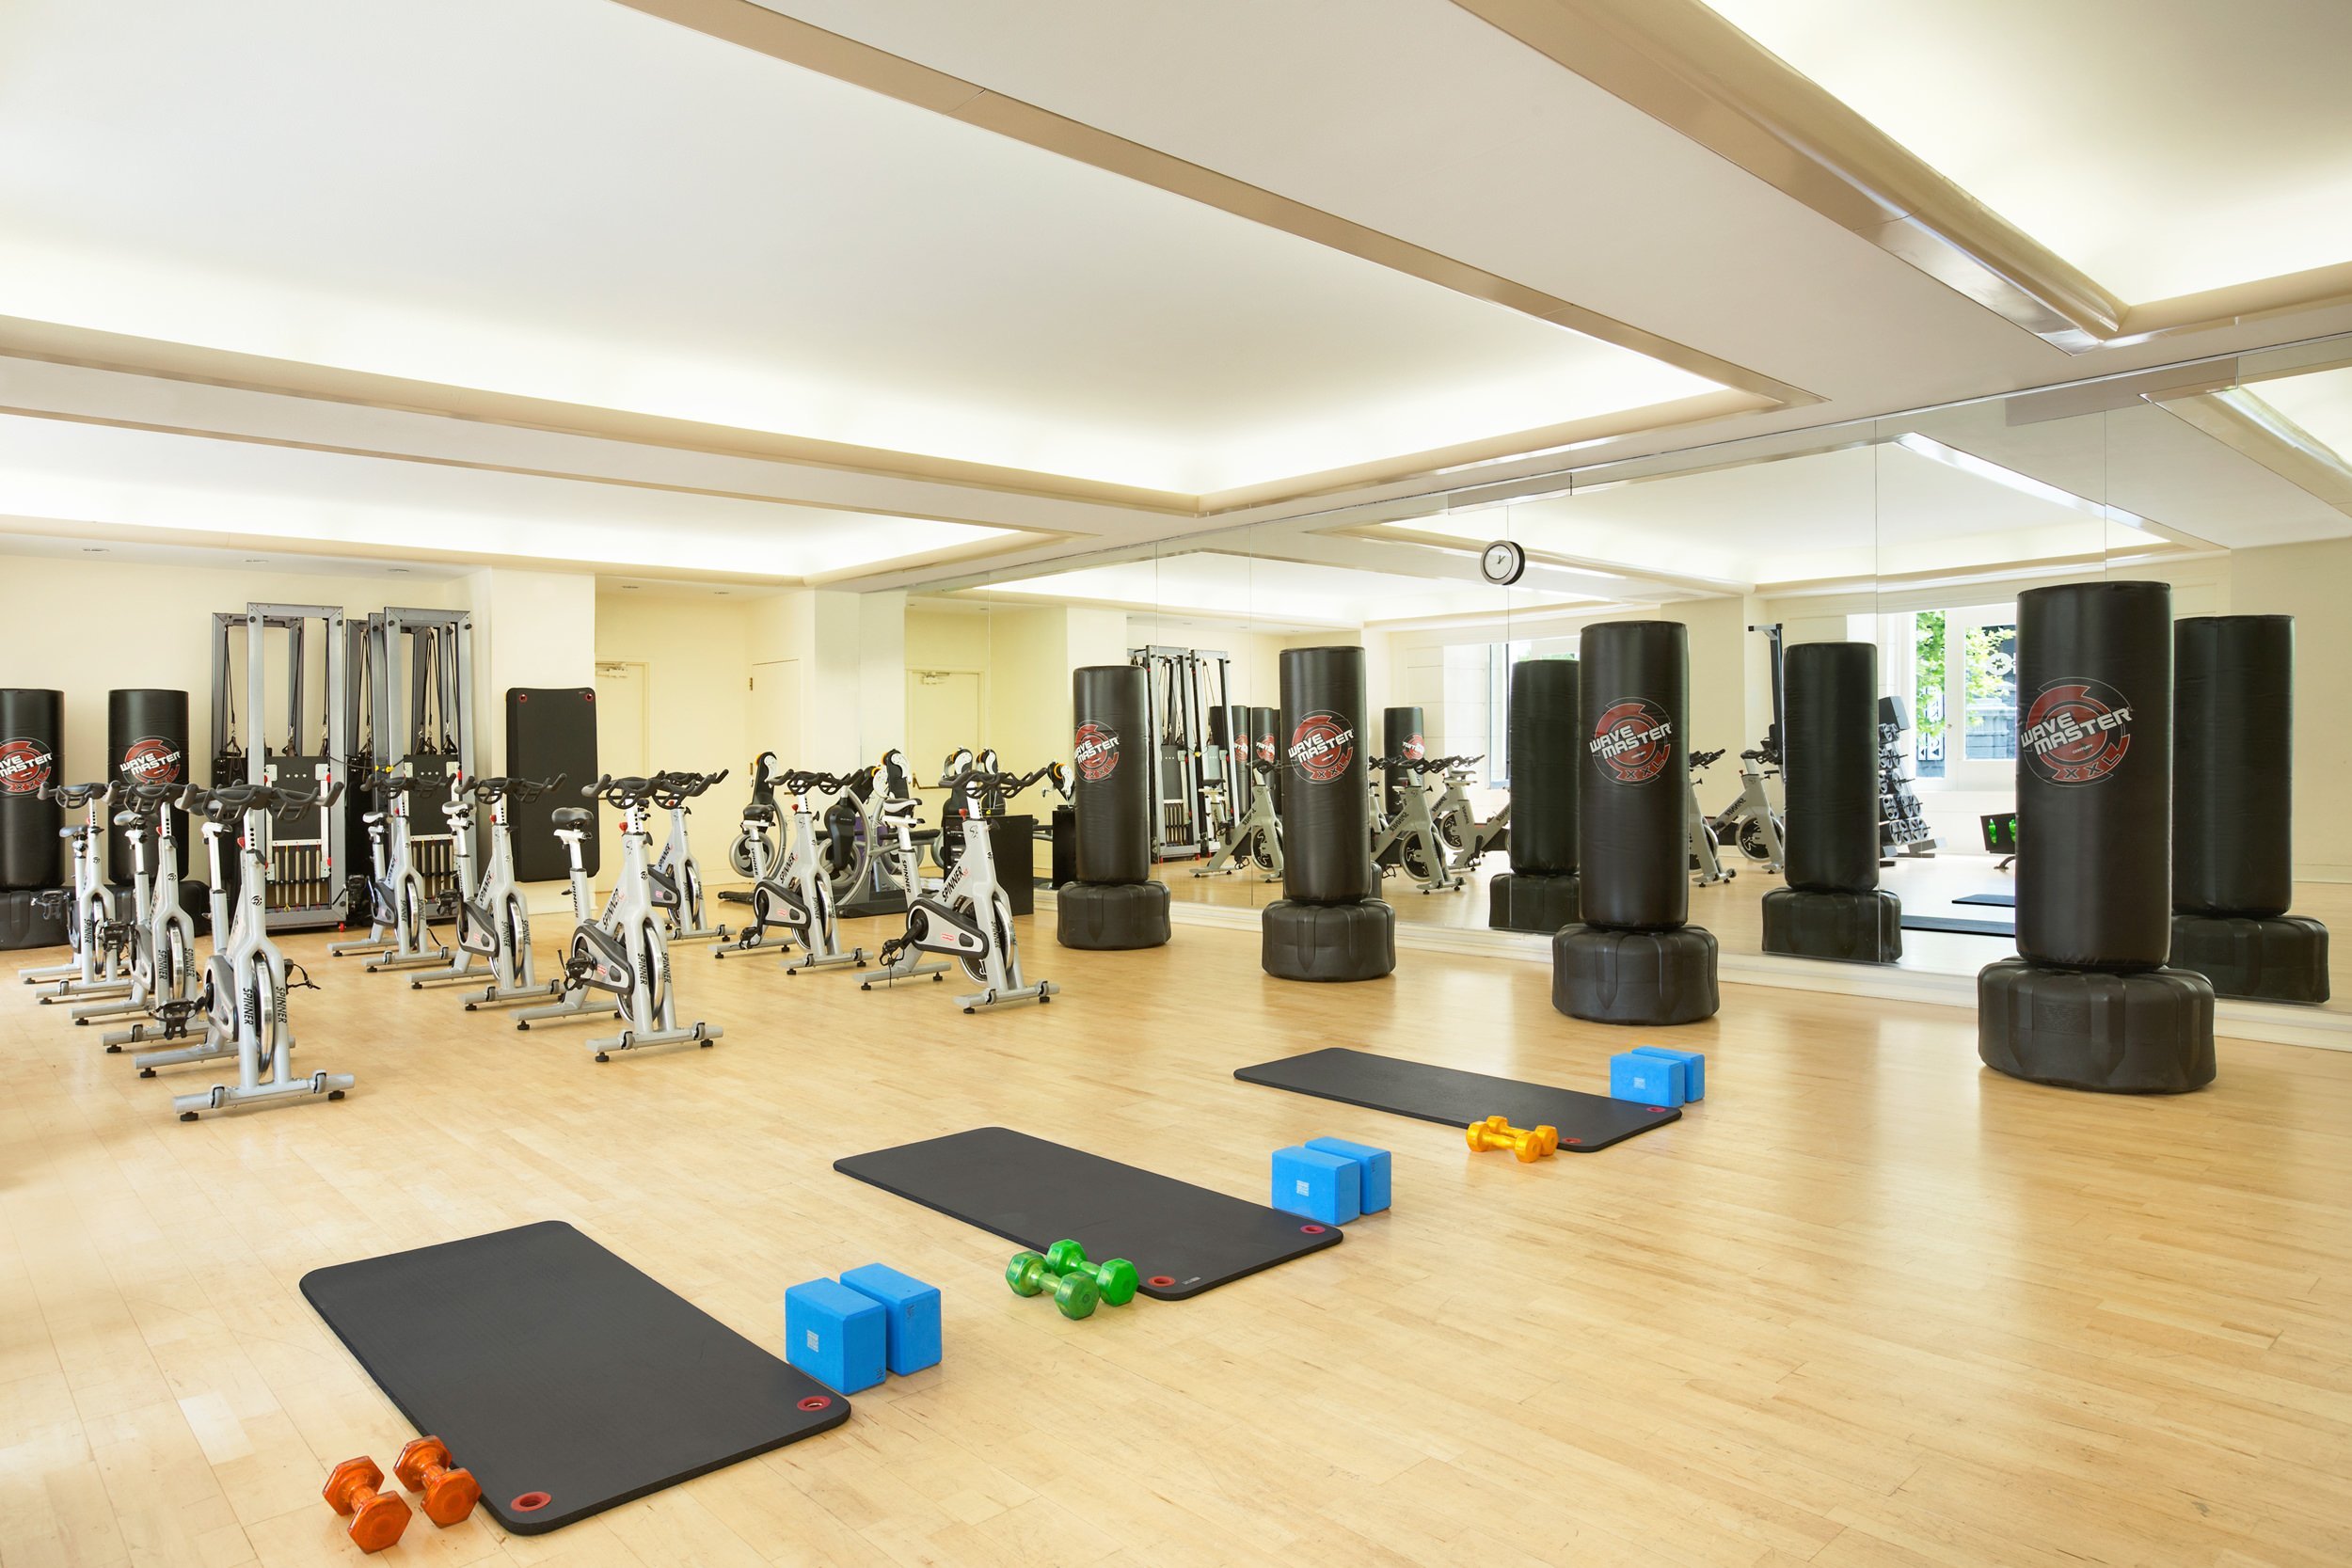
[1481,539,1526,585]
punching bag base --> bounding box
[1551,924,1720,1026]
[1488,872,1581,934]
[2169,913,2330,1006]
[0,888,72,951]
[1055,880,1172,951]
[1263,898,1395,983]
[1761,887,1902,964]
[1978,958,2217,1094]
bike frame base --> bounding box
[588,1021,722,1061]
[174,1070,352,1120]
[957,977,1057,1013]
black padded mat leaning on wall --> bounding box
[301,1222,850,1536]
[835,1127,1343,1299]
[505,688,598,882]
[1235,1047,1681,1149]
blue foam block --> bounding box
[1303,1136,1391,1213]
[785,1278,886,1394]
[1610,1051,1687,1107]
[839,1262,942,1376]
[1630,1045,1705,1101]
[1270,1145,1360,1226]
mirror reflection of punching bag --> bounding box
[1057,665,1170,950]
[1263,647,1394,982]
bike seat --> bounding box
[551,807,592,829]
[741,804,778,825]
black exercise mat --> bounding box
[1901,914,2016,936]
[834,1127,1341,1300]
[1954,893,2016,908]
[301,1221,849,1535]
[1233,1047,1680,1151]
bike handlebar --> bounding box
[40,782,112,808]
[1691,748,1725,768]
[460,772,565,803]
[180,779,342,818]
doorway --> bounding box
[907,669,983,793]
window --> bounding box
[1884,604,2019,791]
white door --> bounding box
[751,659,801,763]
[594,662,647,889]
[907,670,982,795]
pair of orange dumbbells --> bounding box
[1466,1115,1560,1162]
[322,1437,481,1553]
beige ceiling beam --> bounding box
[1454,0,2352,352]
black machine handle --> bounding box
[648,768,728,809]
[943,761,1068,802]
[180,779,343,818]
[461,771,565,804]
[40,782,112,808]
[1691,748,1725,769]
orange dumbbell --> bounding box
[322,1457,412,1554]
[394,1435,482,1527]
[1465,1115,1560,1163]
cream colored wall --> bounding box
[592,592,749,778]
[0,553,463,793]
[470,567,597,775]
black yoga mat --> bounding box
[1233,1047,1679,1150]
[1954,893,2016,908]
[834,1127,1342,1300]
[301,1222,849,1535]
[1900,914,2016,937]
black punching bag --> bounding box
[107,689,191,882]
[2169,615,2328,1003]
[1489,658,1580,933]
[1263,646,1393,980]
[2013,583,2172,971]
[1552,623,1717,1025]
[1576,624,1688,930]
[1057,665,1169,950]
[2173,616,2292,917]
[1251,705,1279,812]
[1979,581,2214,1093]
[1073,666,1150,885]
[0,689,64,889]
[1762,643,1899,961]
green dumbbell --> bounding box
[1041,1239,1140,1307]
[1005,1240,1140,1320]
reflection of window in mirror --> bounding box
[1871,604,2017,790]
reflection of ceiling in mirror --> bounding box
[1698,0,2352,301]
[1412,442,2130,587]
[977,552,1597,628]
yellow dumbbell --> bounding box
[1465,1115,1559,1163]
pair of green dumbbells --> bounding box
[1005,1239,1140,1320]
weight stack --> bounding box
[1264,647,1393,981]
[1489,657,1580,933]
[1057,665,1170,950]
[1762,643,1899,961]
[1552,623,1718,1024]
[2169,615,2328,1004]
[107,689,191,884]
[0,689,64,889]
[1979,581,2215,1092]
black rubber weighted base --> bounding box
[1761,887,1902,963]
[1263,897,1395,982]
[1978,958,2216,1093]
[2169,913,2330,1005]
[1055,880,1171,950]
[1488,872,1581,934]
[1551,923,1719,1025]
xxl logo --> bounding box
[1289,710,1357,784]
[0,737,55,795]
[1401,732,1426,762]
[1073,721,1121,783]
[1255,734,1277,766]
[1589,699,1675,784]
[2021,678,2134,785]
[119,737,184,786]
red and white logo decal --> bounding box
[1402,732,1426,762]
[119,736,184,786]
[1589,698,1675,784]
[2020,678,2133,785]
[1073,721,1121,783]
[1255,734,1277,766]
[0,737,55,795]
[1289,710,1357,784]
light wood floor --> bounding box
[5,908,2349,1568]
